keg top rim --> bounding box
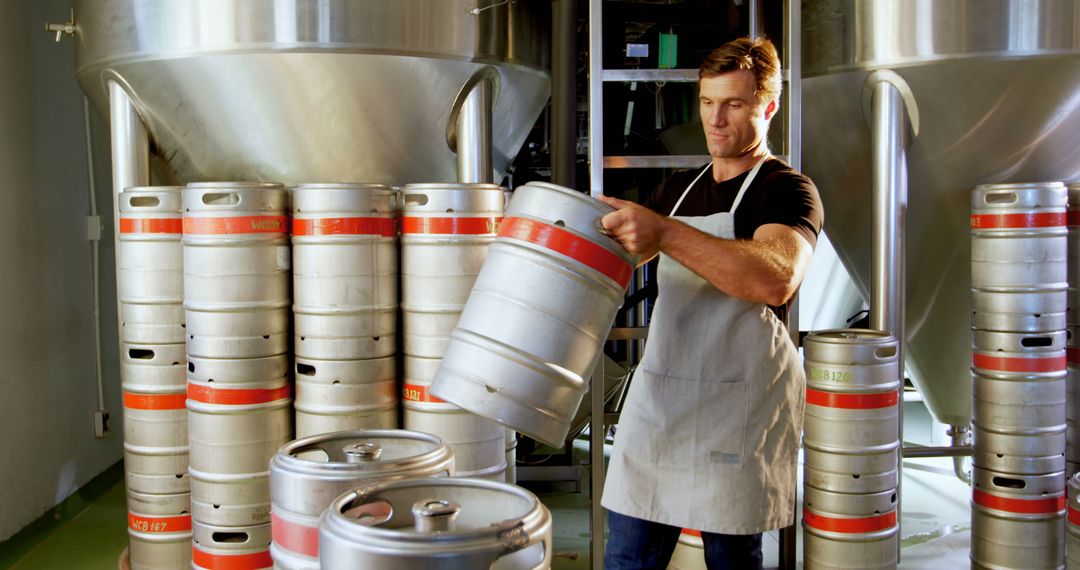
[123,186,183,193]
[275,429,450,471]
[401,183,506,192]
[186,181,286,189]
[973,182,1066,192]
[292,183,396,192]
[804,329,896,344]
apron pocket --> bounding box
[694,377,749,470]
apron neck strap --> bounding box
[668,156,771,217]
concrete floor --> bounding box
[0,400,976,569]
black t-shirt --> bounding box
[642,158,824,323]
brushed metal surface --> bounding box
[74,0,551,186]
[803,0,1080,425]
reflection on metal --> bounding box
[448,67,500,184]
[75,0,550,186]
[803,0,1080,426]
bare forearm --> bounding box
[658,218,802,306]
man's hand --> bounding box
[598,195,668,260]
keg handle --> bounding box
[201,192,241,207]
[403,193,429,206]
[983,191,1018,205]
[128,195,160,208]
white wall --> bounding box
[0,0,121,541]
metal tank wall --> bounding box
[0,0,122,542]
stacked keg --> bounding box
[400,183,508,480]
[291,184,398,437]
[1068,182,1080,478]
[801,330,900,570]
[431,182,637,447]
[1069,473,1080,569]
[269,429,454,569]
[183,182,293,569]
[118,186,192,569]
[970,182,1068,569]
[318,477,552,568]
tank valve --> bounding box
[44,10,76,43]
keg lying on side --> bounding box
[431,182,636,446]
[270,430,454,570]
[319,478,551,569]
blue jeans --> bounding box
[605,509,763,570]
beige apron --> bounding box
[601,158,805,534]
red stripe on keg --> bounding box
[497,216,633,288]
[1069,210,1080,226]
[403,383,445,403]
[191,546,272,570]
[970,212,1066,228]
[682,529,702,537]
[400,216,502,235]
[971,353,1066,373]
[182,215,289,235]
[186,383,291,405]
[973,489,1065,515]
[1068,348,1080,365]
[803,509,897,534]
[128,513,191,533]
[292,217,395,237]
[119,218,183,234]
[123,391,187,410]
[271,513,318,558]
[1070,505,1080,526]
[805,388,898,409]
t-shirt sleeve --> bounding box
[756,170,824,248]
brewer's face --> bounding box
[699,70,775,159]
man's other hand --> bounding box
[598,195,666,259]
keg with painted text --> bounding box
[183,182,290,358]
[431,182,636,446]
[1068,182,1080,324]
[269,429,454,569]
[119,186,185,344]
[971,182,1067,290]
[319,477,551,569]
[802,486,899,570]
[292,184,397,360]
[971,468,1066,569]
[1070,326,1079,472]
[294,357,397,438]
[187,378,292,525]
[803,330,901,454]
[192,520,272,570]
[400,183,503,358]
[972,289,1067,333]
[404,355,506,479]
[126,490,191,570]
[1068,473,1080,569]
[972,423,1067,476]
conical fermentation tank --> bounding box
[73,0,552,186]
[802,0,1080,426]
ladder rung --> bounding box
[602,69,699,82]
[603,155,710,169]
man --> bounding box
[599,37,823,570]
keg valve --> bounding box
[343,442,383,463]
[412,499,461,532]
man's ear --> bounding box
[763,98,778,121]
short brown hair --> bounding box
[700,37,782,103]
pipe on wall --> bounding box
[456,78,495,184]
[551,0,577,188]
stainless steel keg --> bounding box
[1068,472,1079,569]
[192,520,272,570]
[432,182,636,446]
[292,184,397,360]
[319,477,552,569]
[802,486,899,570]
[122,344,186,392]
[183,182,290,358]
[187,379,292,525]
[126,490,191,570]
[269,429,454,569]
[971,182,1068,290]
[404,355,506,478]
[971,468,1066,570]
[973,423,1067,476]
[1068,183,1080,325]
[667,530,706,570]
[123,389,188,493]
[803,444,899,495]
[1070,327,1079,471]
[400,183,504,358]
[294,357,397,438]
[972,289,1067,333]
[119,187,185,344]
[506,429,518,484]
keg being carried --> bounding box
[432,182,637,446]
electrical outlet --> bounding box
[93,409,110,438]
